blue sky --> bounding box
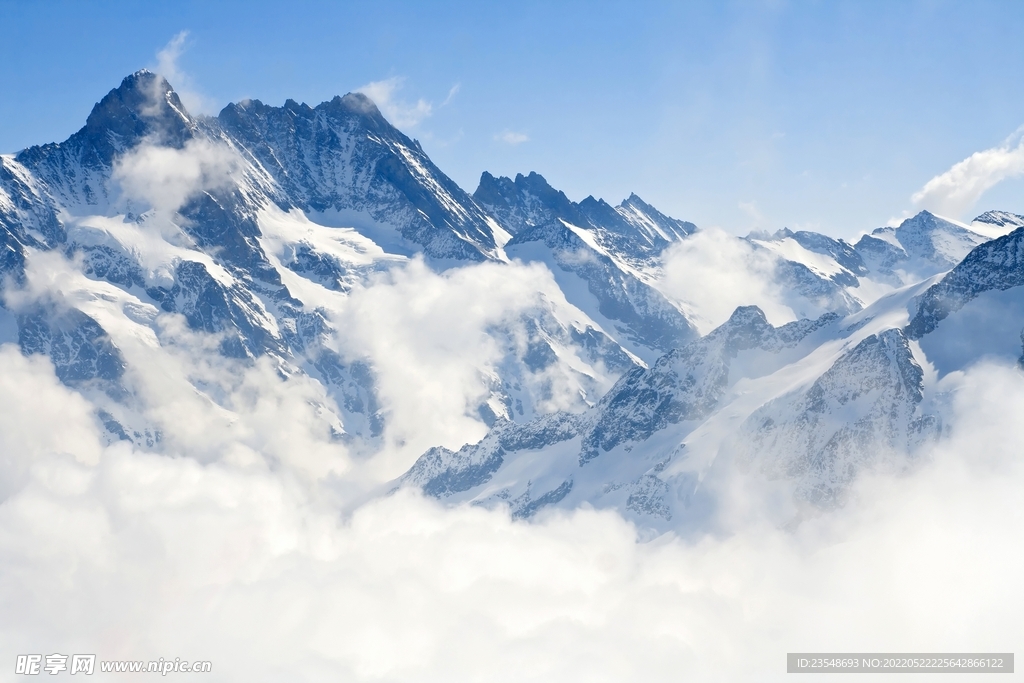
[2,0,1023,238]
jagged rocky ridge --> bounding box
[0,70,691,448]
[746,210,995,312]
[474,171,700,360]
[219,94,505,262]
[731,328,937,504]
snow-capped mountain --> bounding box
[474,171,700,362]
[400,218,1024,529]
[3,69,1023,535]
[738,211,997,322]
[906,223,1024,372]
[400,306,847,525]
[853,210,989,285]
[475,171,695,265]
[0,71,686,452]
[970,210,1024,238]
[745,227,868,312]
[219,93,507,262]
[399,294,937,529]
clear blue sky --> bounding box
[2,0,1023,238]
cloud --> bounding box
[112,137,243,214]
[115,323,354,482]
[656,228,796,334]
[738,200,766,227]
[0,345,1021,681]
[495,130,529,145]
[4,245,355,485]
[441,83,461,107]
[912,127,1024,218]
[154,31,189,86]
[150,31,214,115]
[0,347,102,500]
[326,257,605,480]
[356,77,433,129]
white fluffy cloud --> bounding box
[912,127,1024,218]
[656,228,796,334]
[0,346,1021,681]
[112,137,242,215]
[328,258,594,480]
[0,347,102,500]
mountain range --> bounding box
[2,70,1022,532]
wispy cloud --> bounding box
[356,77,433,129]
[495,130,529,146]
[737,200,766,227]
[441,83,461,107]
[912,127,1024,218]
[150,30,213,115]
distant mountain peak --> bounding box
[893,209,978,240]
[620,192,661,215]
[972,210,1024,228]
[853,209,988,282]
[475,170,696,256]
[516,171,576,208]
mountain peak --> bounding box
[14,70,198,198]
[972,210,1024,228]
[887,209,987,269]
[91,70,183,118]
[620,192,657,213]
[723,304,769,329]
[966,210,1024,240]
[516,172,576,211]
[81,70,194,149]
[907,209,986,235]
[897,209,974,233]
[338,92,380,115]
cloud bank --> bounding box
[0,342,1020,681]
